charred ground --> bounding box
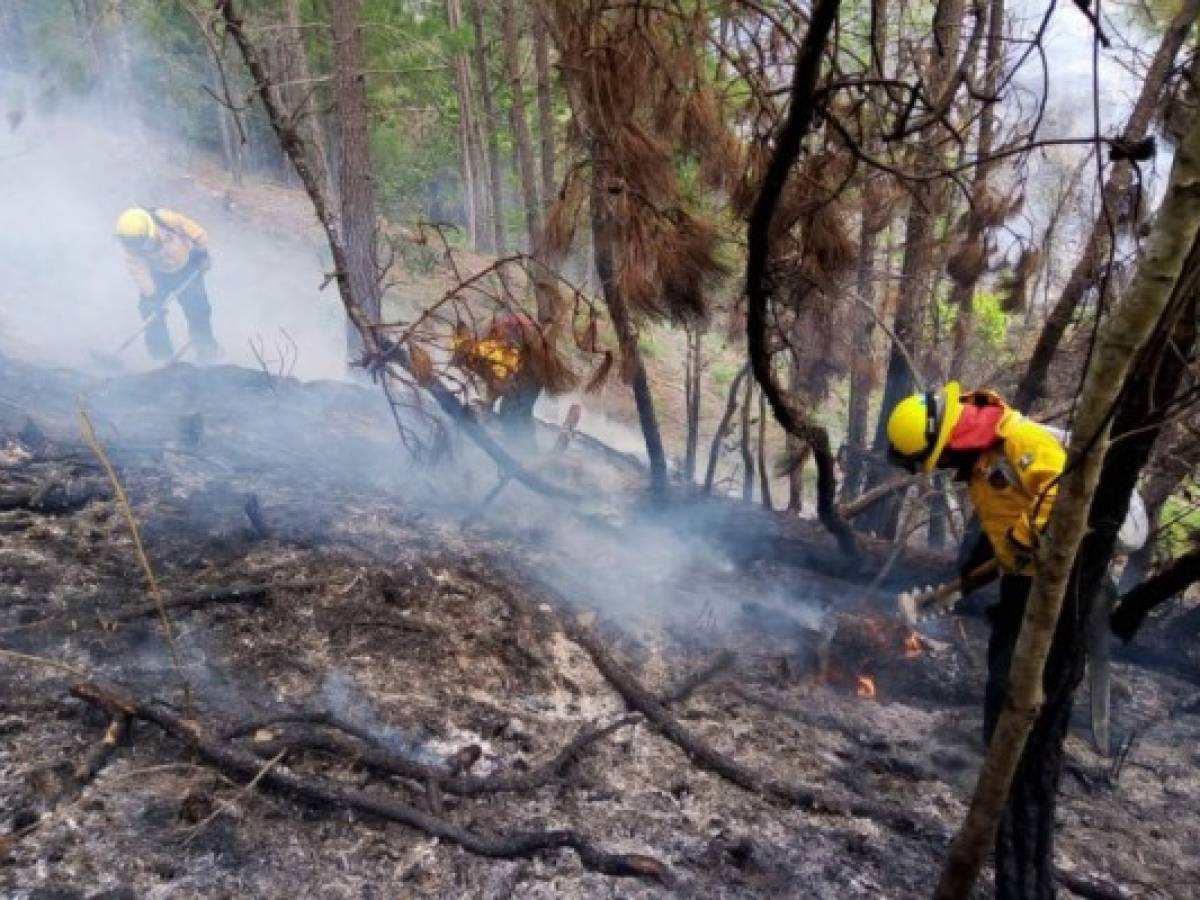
[0,357,1196,899]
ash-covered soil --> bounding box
[1,357,1197,899]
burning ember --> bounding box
[904,632,923,659]
[855,675,877,700]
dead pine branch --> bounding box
[70,681,670,883]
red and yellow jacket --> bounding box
[124,209,208,298]
[964,396,1066,573]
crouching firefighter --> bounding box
[885,382,1067,745]
[452,312,544,447]
[114,206,219,362]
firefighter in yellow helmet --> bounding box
[114,207,219,362]
[886,382,1066,742]
[451,312,541,446]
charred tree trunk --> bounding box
[501,0,544,277]
[704,364,750,494]
[331,0,381,359]
[740,376,755,503]
[1013,0,1200,409]
[745,0,857,560]
[533,11,556,217]
[469,0,506,254]
[591,187,668,495]
[757,388,773,511]
[844,223,880,502]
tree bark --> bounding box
[1012,0,1200,409]
[704,364,750,493]
[447,0,486,249]
[204,38,244,186]
[845,223,880,502]
[740,376,755,503]
[468,0,506,254]
[862,0,968,536]
[330,0,381,358]
[948,0,1004,377]
[936,86,1200,900]
[282,0,335,203]
[501,0,544,277]
[591,185,668,495]
[533,10,556,216]
[683,326,703,483]
[757,387,773,511]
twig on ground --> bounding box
[183,749,286,845]
[78,406,192,713]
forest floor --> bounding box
[0,355,1197,899]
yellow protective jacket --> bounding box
[124,209,208,298]
[967,403,1066,574]
[453,336,522,394]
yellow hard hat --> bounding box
[886,381,962,473]
[114,207,158,246]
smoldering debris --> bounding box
[1,358,1197,898]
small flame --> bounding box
[904,632,923,659]
[855,675,877,699]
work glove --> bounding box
[897,583,960,625]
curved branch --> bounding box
[745,0,857,559]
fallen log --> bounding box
[557,616,935,836]
[246,713,640,797]
[72,681,668,882]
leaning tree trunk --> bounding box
[468,0,506,254]
[591,185,668,495]
[936,87,1200,900]
[330,0,381,359]
[501,0,544,282]
[1012,0,1200,409]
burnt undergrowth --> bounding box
[1,357,1196,898]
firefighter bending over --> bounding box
[452,312,543,444]
[114,206,219,362]
[886,382,1065,743]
